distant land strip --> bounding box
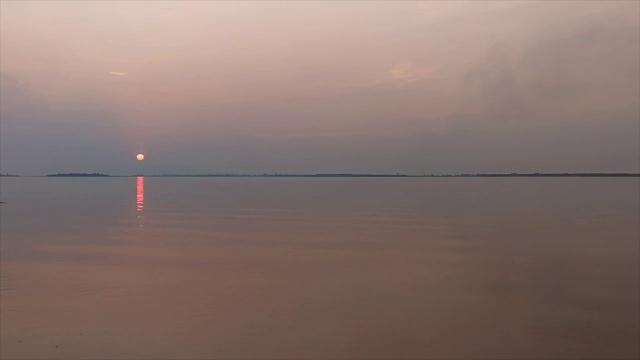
[46,173,110,177]
[0,173,640,178]
[143,173,640,177]
[12,172,638,177]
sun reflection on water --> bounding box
[136,176,144,225]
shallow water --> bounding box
[1,177,638,359]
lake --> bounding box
[1,177,638,359]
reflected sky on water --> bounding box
[1,177,638,359]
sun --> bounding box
[136,153,145,161]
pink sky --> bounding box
[1,1,638,175]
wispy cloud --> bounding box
[389,63,419,81]
[387,62,439,84]
[109,72,128,76]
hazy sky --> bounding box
[1,1,638,175]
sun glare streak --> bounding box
[109,72,128,76]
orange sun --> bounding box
[136,153,145,161]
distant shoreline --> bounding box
[46,173,110,177]
[4,173,639,178]
[139,173,640,178]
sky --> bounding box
[1,1,638,175]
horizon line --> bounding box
[4,172,640,178]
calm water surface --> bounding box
[1,177,638,359]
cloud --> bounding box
[109,72,128,76]
[389,63,418,81]
[382,62,440,86]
